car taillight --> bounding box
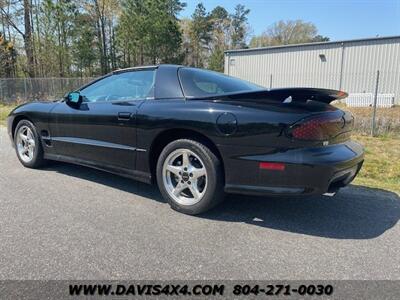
[287,113,346,141]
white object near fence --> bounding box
[345,93,395,108]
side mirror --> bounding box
[66,91,82,107]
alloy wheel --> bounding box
[16,125,36,163]
[162,148,208,206]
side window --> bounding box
[179,67,262,98]
[80,69,156,102]
[194,81,224,94]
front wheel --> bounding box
[156,139,224,215]
[14,119,46,168]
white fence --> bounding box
[345,93,395,108]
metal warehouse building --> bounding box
[224,35,400,103]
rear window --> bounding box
[178,67,263,98]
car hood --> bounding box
[9,101,58,116]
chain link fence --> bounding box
[0,77,94,104]
[0,73,399,137]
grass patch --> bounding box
[352,134,400,194]
[0,103,16,126]
[334,103,400,138]
[335,102,400,119]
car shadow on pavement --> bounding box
[47,162,400,240]
[203,186,400,240]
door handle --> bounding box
[118,112,132,120]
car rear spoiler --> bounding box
[202,88,348,104]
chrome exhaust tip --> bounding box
[323,192,336,197]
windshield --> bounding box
[178,67,264,98]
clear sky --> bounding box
[180,0,400,41]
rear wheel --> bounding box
[156,139,224,215]
[14,119,46,168]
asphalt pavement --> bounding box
[0,127,399,280]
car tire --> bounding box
[14,119,46,168]
[156,139,224,215]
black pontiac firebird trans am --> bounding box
[7,64,364,215]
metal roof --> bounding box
[225,35,400,54]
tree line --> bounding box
[0,0,329,78]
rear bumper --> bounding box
[223,140,364,196]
